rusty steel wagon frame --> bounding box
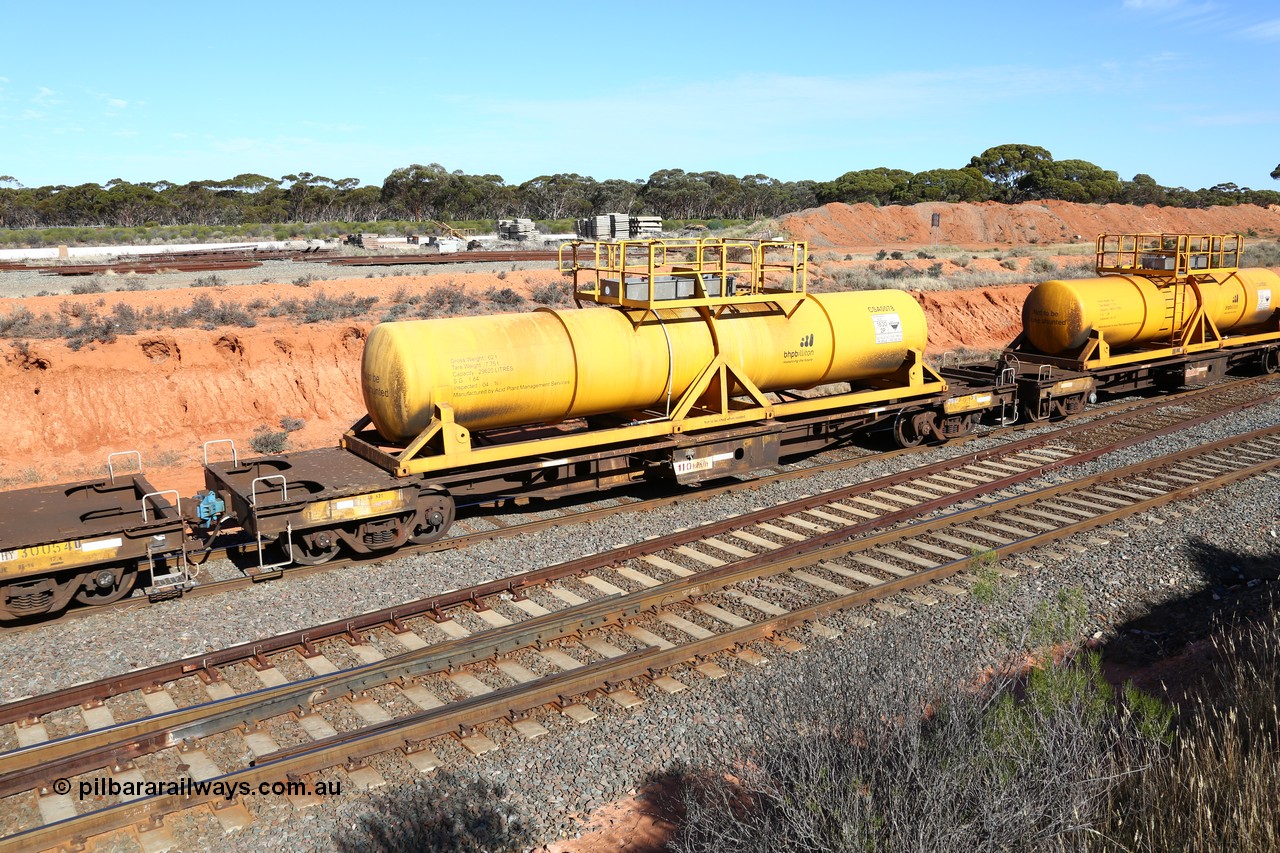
[0,452,189,620]
[199,441,454,573]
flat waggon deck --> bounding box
[203,447,410,507]
[0,474,179,547]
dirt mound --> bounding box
[782,200,1280,249]
[914,285,1030,354]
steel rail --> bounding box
[324,251,560,266]
[5,428,1279,853]
[0,379,1273,722]
[4,420,1279,797]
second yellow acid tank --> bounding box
[362,290,927,443]
[1023,268,1280,356]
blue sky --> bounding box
[2,0,1278,192]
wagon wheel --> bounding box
[74,565,139,606]
[893,408,936,449]
[409,493,457,546]
[291,529,341,565]
[1264,349,1279,375]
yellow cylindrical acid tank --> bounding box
[362,290,926,442]
[1023,268,1279,355]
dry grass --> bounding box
[811,254,1094,293]
[672,594,1280,853]
[1243,238,1280,268]
[1092,608,1280,852]
[0,280,549,347]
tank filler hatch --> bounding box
[559,238,808,311]
[1095,233,1241,282]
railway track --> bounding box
[1,400,1278,850]
[5,375,1275,634]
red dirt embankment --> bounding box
[781,200,1280,248]
[4,320,368,496]
[914,285,1030,354]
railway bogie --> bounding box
[200,444,456,570]
[0,457,188,620]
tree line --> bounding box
[1,144,1277,230]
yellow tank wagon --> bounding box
[998,233,1280,404]
[1008,234,1280,385]
[345,239,961,482]
[362,288,928,442]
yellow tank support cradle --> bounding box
[559,238,807,310]
[1096,233,1241,281]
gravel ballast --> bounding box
[1,390,1278,851]
[149,470,1280,852]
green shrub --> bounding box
[302,293,378,323]
[249,425,288,455]
[486,287,525,307]
[188,295,257,327]
[110,303,140,335]
[418,284,480,317]
[530,283,568,305]
[332,770,532,853]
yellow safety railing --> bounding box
[1096,233,1241,280]
[558,238,807,310]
